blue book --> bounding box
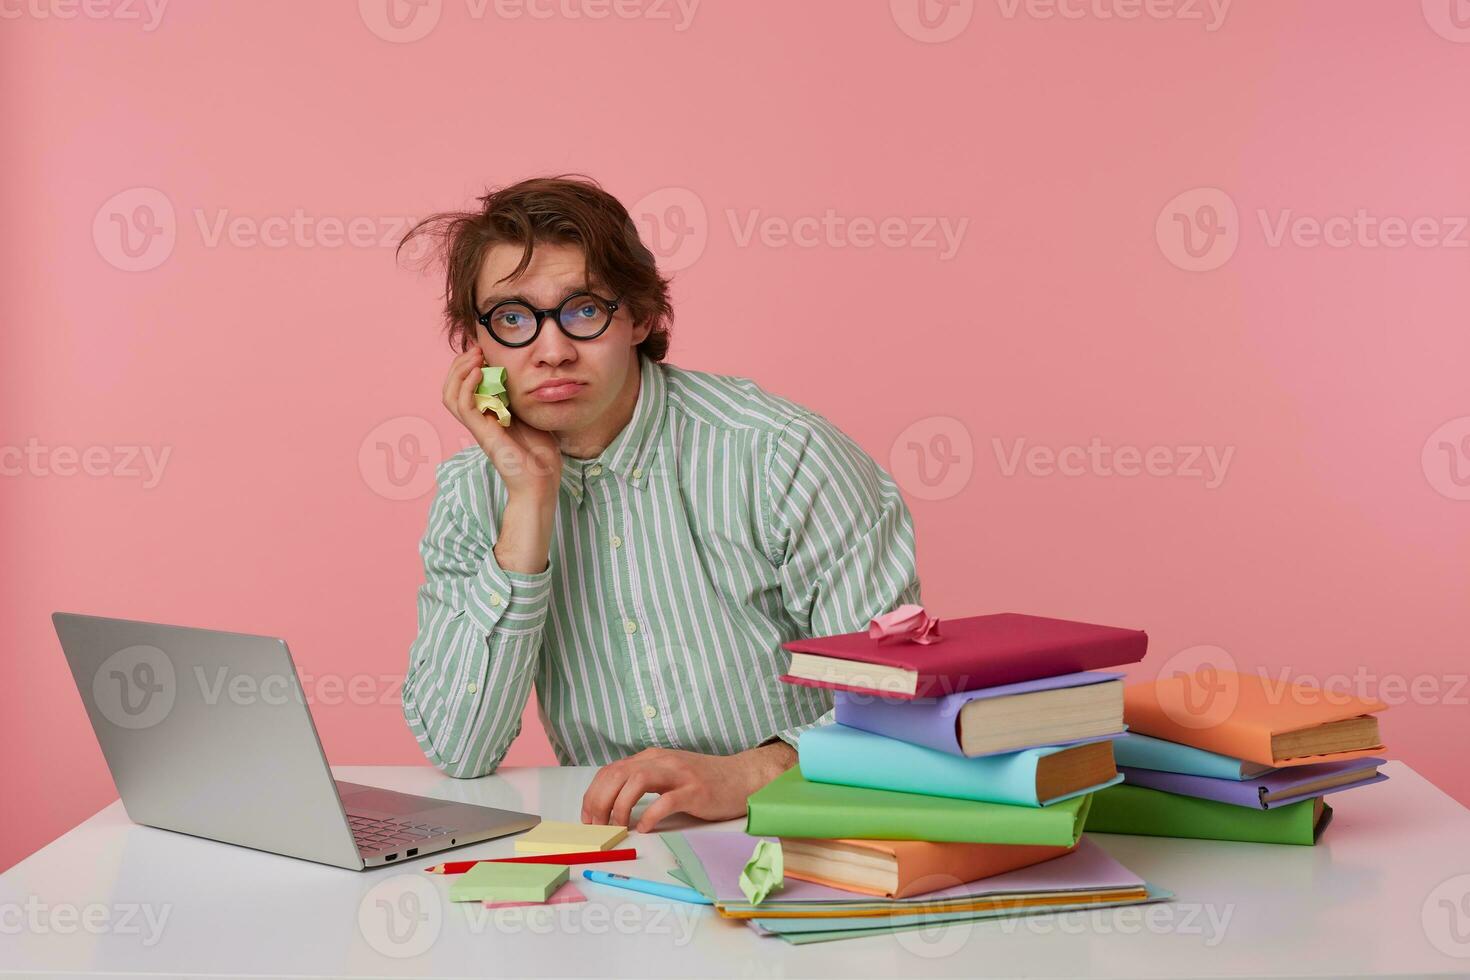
[1112,732,1275,781]
[798,723,1123,807]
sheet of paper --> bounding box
[753,882,1175,944]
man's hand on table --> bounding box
[580,741,798,834]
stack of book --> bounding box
[1084,670,1390,845]
[747,612,1149,903]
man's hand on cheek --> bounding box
[580,743,797,834]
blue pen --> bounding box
[581,869,714,905]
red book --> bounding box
[779,612,1147,699]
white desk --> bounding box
[1,761,1467,978]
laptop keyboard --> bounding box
[347,813,453,853]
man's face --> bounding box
[473,240,649,441]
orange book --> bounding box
[780,837,1075,899]
[1124,670,1386,767]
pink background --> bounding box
[4,0,1469,873]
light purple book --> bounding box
[1119,757,1389,810]
[676,829,1142,907]
[833,670,1126,757]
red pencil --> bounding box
[425,847,638,875]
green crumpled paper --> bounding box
[738,839,784,904]
[473,365,511,426]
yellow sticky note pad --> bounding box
[513,820,629,854]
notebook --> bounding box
[834,671,1125,756]
[1119,757,1387,810]
[780,612,1147,699]
[798,723,1121,806]
[745,766,1091,846]
[780,837,1076,899]
[1124,670,1387,767]
[1084,782,1333,845]
[1112,732,1276,780]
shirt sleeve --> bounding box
[761,412,922,751]
[401,456,554,778]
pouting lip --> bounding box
[530,379,587,392]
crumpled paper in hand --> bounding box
[474,365,512,427]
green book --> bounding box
[447,861,569,903]
[744,766,1091,846]
[1084,783,1332,845]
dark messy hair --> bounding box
[397,174,674,360]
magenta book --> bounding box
[779,612,1147,699]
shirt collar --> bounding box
[558,354,666,506]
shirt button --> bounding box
[632,467,643,480]
[488,592,503,606]
[642,704,657,719]
[467,683,478,694]
[623,619,638,635]
[609,534,622,549]
[588,464,603,477]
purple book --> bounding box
[833,670,1125,757]
[1119,757,1388,810]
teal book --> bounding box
[1084,783,1332,845]
[745,766,1092,846]
[799,723,1122,806]
[1112,732,1275,781]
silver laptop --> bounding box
[53,611,540,870]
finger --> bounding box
[634,788,690,835]
[456,361,514,449]
[441,349,482,408]
[456,353,485,412]
[580,763,629,826]
[610,768,669,829]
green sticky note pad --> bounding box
[448,862,569,904]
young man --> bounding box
[399,175,920,833]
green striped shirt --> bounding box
[402,353,921,778]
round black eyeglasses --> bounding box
[475,291,622,348]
